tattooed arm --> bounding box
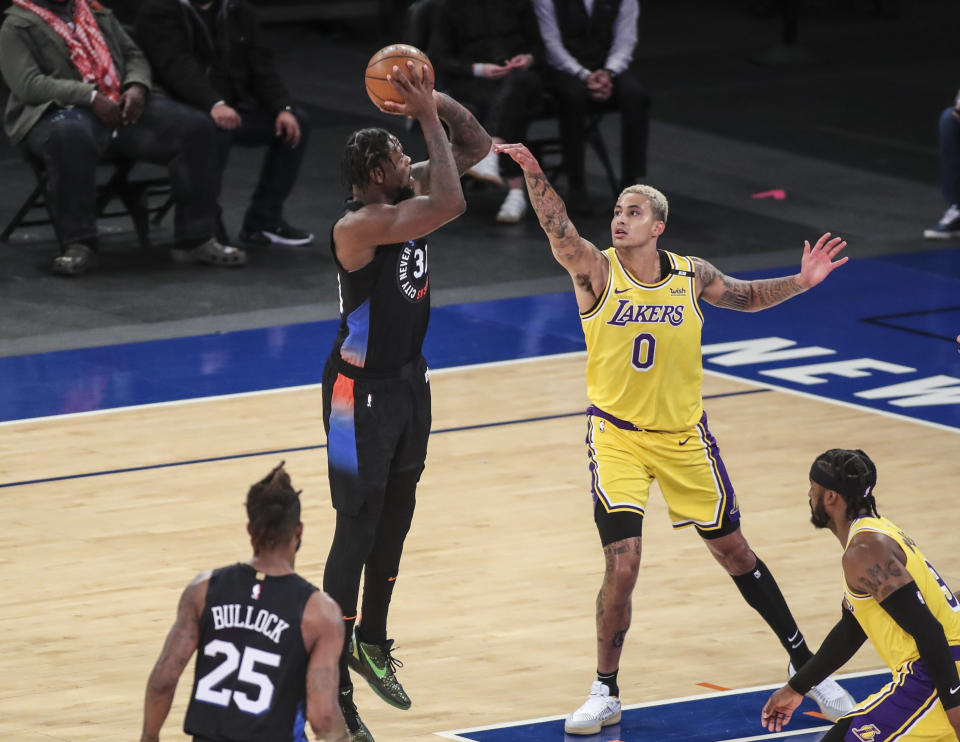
[141,571,208,742]
[842,531,911,601]
[695,232,848,311]
[495,142,607,312]
[410,92,492,190]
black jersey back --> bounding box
[184,563,318,742]
[331,200,430,371]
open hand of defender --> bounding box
[379,61,436,121]
[493,142,543,175]
[796,232,848,289]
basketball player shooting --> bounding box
[321,60,493,742]
[495,141,852,736]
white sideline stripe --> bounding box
[435,669,886,739]
[0,352,588,428]
[1,350,956,436]
[703,368,960,435]
[713,728,831,742]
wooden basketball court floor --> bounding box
[2,348,958,742]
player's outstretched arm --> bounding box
[434,91,492,177]
[696,233,847,312]
[495,142,606,310]
[385,63,464,214]
[303,592,350,742]
[140,572,208,742]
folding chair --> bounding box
[528,93,620,198]
[0,151,173,247]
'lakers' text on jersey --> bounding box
[184,563,318,742]
[331,200,430,371]
[843,516,960,672]
[581,248,704,431]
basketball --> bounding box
[365,44,434,108]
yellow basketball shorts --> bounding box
[585,405,740,533]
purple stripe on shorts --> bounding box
[586,405,666,433]
[697,411,740,526]
[843,646,960,741]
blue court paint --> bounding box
[0,251,957,427]
[441,672,887,742]
[698,249,960,431]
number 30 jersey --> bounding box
[581,248,704,432]
[184,563,319,742]
[331,200,431,372]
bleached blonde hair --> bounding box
[618,184,669,223]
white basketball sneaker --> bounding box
[564,680,622,735]
[788,662,856,721]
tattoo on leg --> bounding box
[612,630,627,648]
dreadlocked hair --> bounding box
[341,127,397,189]
[812,448,880,520]
[246,461,302,550]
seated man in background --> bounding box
[135,0,314,248]
[533,0,650,210]
[0,0,246,275]
[429,0,544,223]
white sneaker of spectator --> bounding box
[496,188,527,223]
[466,146,504,187]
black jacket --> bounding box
[430,0,544,82]
[554,0,622,72]
[134,0,291,114]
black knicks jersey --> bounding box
[184,563,318,742]
[330,200,430,371]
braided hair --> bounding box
[341,127,399,189]
[810,449,880,520]
[246,461,302,551]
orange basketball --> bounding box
[365,44,434,109]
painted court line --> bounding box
[435,669,887,740]
[0,352,590,428]
[0,388,767,489]
[713,728,830,742]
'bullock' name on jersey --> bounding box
[210,603,290,644]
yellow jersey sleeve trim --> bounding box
[580,249,613,319]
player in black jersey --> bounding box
[321,63,492,741]
[141,463,348,742]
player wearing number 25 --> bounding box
[140,463,349,742]
[762,449,960,742]
[495,141,850,735]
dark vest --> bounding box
[330,200,431,371]
[184,563,318,742]
[554,0,623,71]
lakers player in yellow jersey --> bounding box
[763,449,960,741]
[495,141,851,735]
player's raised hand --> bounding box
[380,61,435,120]
[760,685,803,732]
[797,232,848,289]
[493,142,542,175]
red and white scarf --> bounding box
[14,0,122,101]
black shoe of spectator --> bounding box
[52,243,97,276]
[238,222,314,247]
[170,237,247,267]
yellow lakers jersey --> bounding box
[581,248,704,431]
[843,516,960,672]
